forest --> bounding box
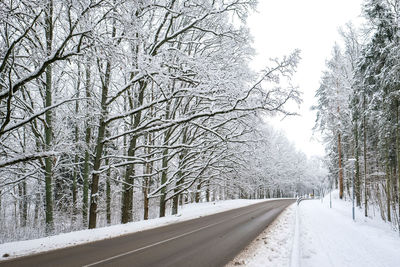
[314,0,400,232]
[0,0,327,243]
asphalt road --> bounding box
[1,199,294,267]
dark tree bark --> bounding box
[121,81,146,223]
[88,58,112,229]
[338,131,344,199]
[44,0,54,233]
[82,61,91,226]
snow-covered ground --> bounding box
[0,199,268,260]
[226,203,296,267]
[298,191,400,267]
[3,193,400,266]
[229,191,400,267]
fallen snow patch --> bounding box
[226,203,296,267]
[226,191,400,267]
[299,191,400,267]
[0,199,270,261]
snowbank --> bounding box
[0,199,269,260]
[299,191,400,267]
[226,203,296,266]
[227,191,400,267]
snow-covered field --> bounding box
[0,199,268,260]
[298,191,400,267]
[229,191,400,267]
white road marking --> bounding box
[82,202,281,266]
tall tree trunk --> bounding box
[386,141,391,222]
[34,181,40,225]
[195,180,202,203]
[171,184,180,215]
[88,6,118,228]
[338,131,344,199]
[88,59,112,229]
[106,157,111,225]
[172,127,187,215]
[143,85,154,220]
[72,63,81,222]
[171,160,185,215]
[44,0,54,233]
[143,178,150,220]
[363,93,368,217]
[121,81,146,223]
[18,181,27,227]
[171,162,184,215]
[143,146,150,221]
[159,145,170,218]
[19,128,28,227]
[159,99,173,218]
[82,61,91,226]
[354,117,361,207]
[143,132,153,220]
[206,180,210,202]
[103,128,112,225]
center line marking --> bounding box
[83,202,279,266]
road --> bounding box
[1,199,294,267]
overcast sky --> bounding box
[247,0,364,157]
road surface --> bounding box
[1,199,294,267]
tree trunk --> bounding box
[34,181,40,225]
[82,60,91,226]
[159,99,173,218]
[106,160,111,225]
[363,94,368,217]
[354,117,361,207]
[172,127,188,215]
[143,133,153,220]
[338,131,344,199]
[105,133,111,225]
[121,81,146,223]
[143,85,154,221]
[72,63,81,222]
[20,128,28,227]
[44,0,54,233]
[18,181,27,227]
[386,142,391,222]
[171,167,183,215]
[159,146,169,217]
[88,7,118,228]
[206,180,210,202]
[195,180,202,203]
[143,179,149,220]
[88,59,112,229]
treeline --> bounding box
[0,0,322,242]
[314,0,400,229]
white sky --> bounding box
[248,0,363,157]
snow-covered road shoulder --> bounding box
[227,191,400,267]
[0,199,270,261]
[226,203,296,267]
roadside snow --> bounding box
[226,190,400,267]
[5,193,398,266]
[226,203,296,267]
[0,199,269,260]
[299,191,400,267]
